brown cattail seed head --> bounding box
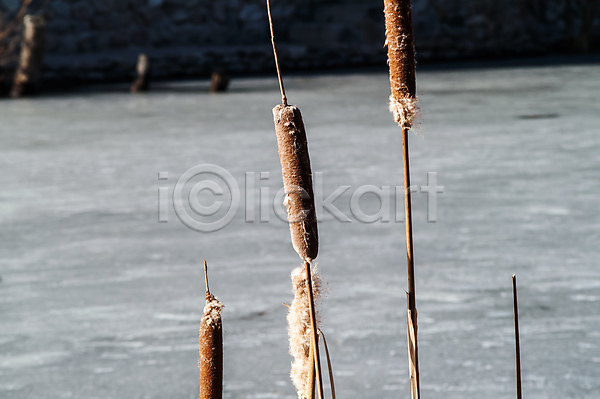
[272,104,319,262]
[199,293,223,399]
[384,0,418,128]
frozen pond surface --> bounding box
[1,59,600,399]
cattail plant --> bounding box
[384,1,420,398]
[199,261,224,399]
[266,1,324,398]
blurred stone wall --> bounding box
[2,0,599,83]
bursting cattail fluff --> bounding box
[199,292,224,399]
[287,265,322,399]
[272,104,319,262]
[384,0,418,129]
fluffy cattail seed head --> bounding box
[287,265,322,399]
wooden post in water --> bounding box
[209,70,230,92]
[11,14,45,97]
[130,53,151,93]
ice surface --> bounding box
[0,60,599,399]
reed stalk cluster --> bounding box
[197,3,532,399]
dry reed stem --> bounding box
[307,335,316,399]
[288,264,322,399]
[266,0,286,105]
[318,329,336,399]
[200,261,224,399]
[512,274,522,399]
[304,261,324,399]
[406,303,419,399]
[402,125,420,399]
[384,0,418,128]
[272,104,319,262]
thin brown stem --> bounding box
[402,126,420,399]
[402,127,416,316]
[318,329,336,399]
[266,0,287,106]
[304,260,324,399]
[513,274,522,399]
[307,334,316,399]
[204,260,210,296]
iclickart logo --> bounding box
[158,164,443,233]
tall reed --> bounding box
[266,1,324,397]
[384,1,420,398]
